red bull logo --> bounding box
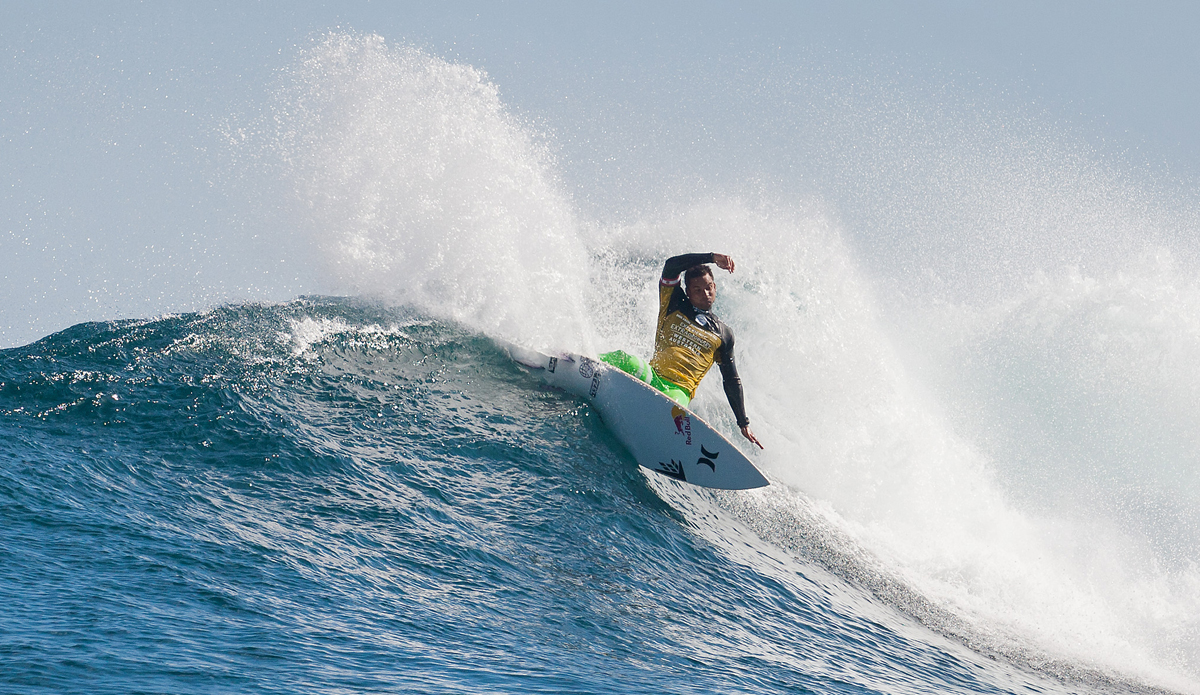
[670,405,693,446]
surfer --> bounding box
[602,253,763,449]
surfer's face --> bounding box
[686,275,716,311]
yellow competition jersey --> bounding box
[649,277,726,397]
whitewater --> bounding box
[3,32,1198,694]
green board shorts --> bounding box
[599,350,691,407]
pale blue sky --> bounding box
[4,2,1200,347]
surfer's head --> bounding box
[685,264,716,311]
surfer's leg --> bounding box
[599,350,653,383]
[601,350,691,406]
[650,374,691,407]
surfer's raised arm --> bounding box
[604,251,762,449]
[661,252,735,281]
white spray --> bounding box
[262,33,592,352]
[253,33,1200,693]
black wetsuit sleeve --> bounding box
[662,253,715,280]
[717,326,750,428]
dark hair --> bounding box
[684,264,714,287]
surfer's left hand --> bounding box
[741,425,763,449]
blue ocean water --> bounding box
[0,298,1183,694]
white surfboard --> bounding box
[507,345,769,490]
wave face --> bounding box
[0,299,1155,694]
[5,32,1200,694]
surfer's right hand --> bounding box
[712,253,735,273]
[741,425,763,449]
